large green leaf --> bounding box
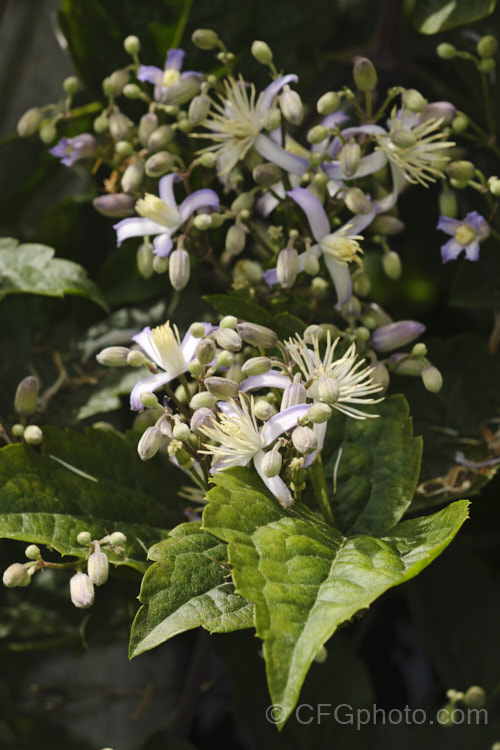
[203,468,469,727]
[129,522,253,656]
[0,427,189,570]
[412,0,497,33]
[0,238,107,309]
[323,395,422,535]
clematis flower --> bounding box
[138,48,201,104]
[50,134,97,167]
[437,211,490,262]
[114,173,219,257]
[199,395,310,507]
[193,74,309,176]
[263,186,376,307]
[129,320,213,410]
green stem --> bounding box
[481,71,495,137]
[364,90,372,121]
[308,456,335,526]
[171,0,193,48]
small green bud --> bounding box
[307,402,332,423]
[77,531,92,546]
[340,141,361,178]
[199,152,217,168]
[281,381,306,410]
[196,338,216,364]
[192,29,220,50]
[188,359,204,377]
[303,250,320,276]
[123,83,143,99]
[231,191,255,213]
[253,400,275,421]
[439,188,458,217]
[437,43,456,59]
[87,547,109,586]
[317,376,340,404]
[391,354,425,376]
[137,426,162,461]
[188,94,211,125]
[279,86,303,125]
[314,645,328,663]
[140,391,159,409]
[96,346,130,367]
[136,241,154,279]
[215,327,242,352]
[252,162,282,186]
[172,422,191,441]
[189,322,207,338]
[153,255,169,274]
[480,57,496,73]
[145,151,175,177]
[124,35,141,54]
[382,250,402,280]
[109,69,131,96]
[352,270,371,297]
[220,315,238,329]
[169,248,190,291]
[108,531,127,546]
[356,326,371,343]
[205,376,240,400]
[115,140,133,157]
[421,365,443,393]
[307,125,328,144]
[292,425,318,455]
[189,392,217,410]
[24,425,43,445]
[251,40,273,65]
[93,194,136,218]
[263,108,281,131]
[463,685,486,709]
[241,357,272,376]
[14,376,39,416]
[63,76,79,95]
[311,277,329,299]
[478,35,498,57]
[225,225,246,255]
[391,128,417,149]
[317,91,341,115]
[237,322,277,349]
[370,361,390,392]
[138,113,159,146]
[277,247,300,288]
[3,563,30,588]
[303,325,324,344]
[121,163,144,194]
[401,88,427,113]
[148,124,174,151]
[370,215,405,235]
[446,160,475,182]
[93,113,109,133]
[70,572,94,608]
[412,342,427,358]
[12,424,24,438]
[190,407,216,432]
[17,107,44,137]
[216,351,234,368]
[345,187,371,215]
[452,113,469,133]
[109,111,132,141]
[193,213,213,231]
[39,124,57,144]
[25,544,40,560]
[353,57,377,92]
[261,450,283,477]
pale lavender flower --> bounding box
[138,48,201,104]
[50,134,97,166]
[370,320,426,352]
[437,211,490,262]
[114,173,219,256]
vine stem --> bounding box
[308,456,335,526]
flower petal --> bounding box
[153,233,174,257]
[165,48,185,72]
[440,238,463,262]
[322,150,388,180]
[132,326,160,365]
[303,421,327,468]
[181,323,215,363]
[437,215,461,236]
[260,74,299,113]
[253,451,293,507]
[323,255,352,309]
[137,66,164,85]
[260,403,310,447]
[240,372,291,392]
[178,189,220,224]
[130,371,173,411]
[287,187,330,242]
[464,239,480,261]
[158,173,179,207]
[114,217,167,245]
[254,133,309,176]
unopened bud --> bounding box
[254,400,275,421]
[188,95,211,125]
[25,545,40,560]
[136,241,154,279]
[452,113,469,133]
[96,346,130,367]
[437,43,456,59]
[370,215,405,235]
[307,125,328,144]
[391,129,417,149]
[307,402,332,423]
[311,277,329,299]
[303,325,324,344]
[251,40,273,65]
[137,426,162,460]
[317,376,340,404]
[480,57,496,73]
[340,141,361,178]
[172,422,191,441]
[139,113,159,146]
[188,359,203,377]
[109,111,132,141]
[253,162,282,186]
[303,250,320,276]
[277,247,300,288]
[371,321,425,352]
[190,322,207,338]
[109,69,130,96]
[317,91,341,115]
[241,357,272,376]
[382,251,402,280]
[446,160,475,182]
[39,124,57,144]
[12,424,24,437]
[370,361,390,392]
[279,87,303,125]
[196,338,216,364]
[402,89,427,112]
[153,255,169,274]
[261,450,282,477]
[148,125,174,151]
[237,322,277,349]
[108,531,127,545]
[93,113,109,133]
[17,107,43,137]
[77,531,92,546]
[169,248,190,291]
[3,563,30,588]
[421,365,443,393]
[439,188,458,218]
[199,152,217,168]
[281,381,306,410]
[220,316,238,329]
[122,163,144,193]
[292,425,318,454]
[225,225,246,255]
[87,547,109,586]
[145,151,175,177]
[123,83,142,99]
[14,376,39,416]
[216,351,234,367]
[463,685,486,709]
[192,28,220,50]
[478,35,498,58]
[215,327,242,351]
[93,194,135,218]
[124,35,140,54]
[205,376,240,400]
[24,425,43,445]
[189,392,217,410]
[263,108,281,131]
[70,572,95,608]
[190,407,215,432]
[390,353,425,376]
[345,187,371,215]
[489,176,500,196]
[353,57,377,92]
[127,350,146,367]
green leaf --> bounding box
[203,468,469,727]
[323,395,422,535]
[0,238,107,309]
[412,0,497,33]
[129,522,253,656]
[0,427,189,570]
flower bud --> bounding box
[123,83,142,99]
[137,241,155,279]
[401,88,427,112]
[124,35,140,54]
[251,40,273,65]
[391,129,417,149]
[190,407,215,432]
[17,107,43,137]
[153,255,169,274]
[24,425,43,445]
[96,346,130,367]
[196,338,216,364]
[231,191,255,213]
[317,91,341,115]
[439,188,458,218]
[3,563,30,588]
[145,151,176,177]
[370,361,390,392]
[192,29,220,50]
[252,162,282,186]
[215,327,242,351]
[121,163,144,193]
[353,57,377,92]
[452,113,469,133]
[39,124,57,144]
[307,125,328,144]
[139,113,159,146]
[188,94,211,126]
[87,547,109,586]
[216,351,234,368]
[421,101,456,124]
[412,343,427,358]
[446,160,475,182]
[205,376,240,400]
[292,425,318,454]
[344,187,371,215]
[317,376,340,404]
[70,572,95,608]
[437,43,456,59]
[172,422,191,441]
[127,350,147,367]
[390,354,425,376]
[188,359,203,377]
[169,248,190,291]
[303,250,320,276]
[263,108,281,131]
[109,111,132,141]
[108,531,127,545]
[190,322,207,338]
[109,69,130,95]
[481,57,496,72]
[220,315,238,329]
[353,270,371,296]
[93,112,109,133]
[261,450,283,477]
[148,125,174,151]
[241,357,272,376]
[77,531,92,546]
[277,247,300,288]
[93,194,135,218]
[137,426,162,460]
[382,251,402,280]
[463,685,486,709]
[225,225,246,255]
[340,141,361,178]
[370,215,405,235]
[237,322,277,349]
[421,365,443,393]
[371,321,425,352]
[189,392,217,410]
[489,176,500,196]
[303,325,324,344]
[281,381,307,410]
[12,423,24,437]
[14,376,39,416]
[307,402,332,423]
[116,141,134,158]
[25,544,40,560]
[199,152,217,168]
[478,35,498,58]
[279,87,304,125]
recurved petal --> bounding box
[287,186,330,242]
[130,371,173,411]
[114,217,166,245]
[178,189,220,223]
